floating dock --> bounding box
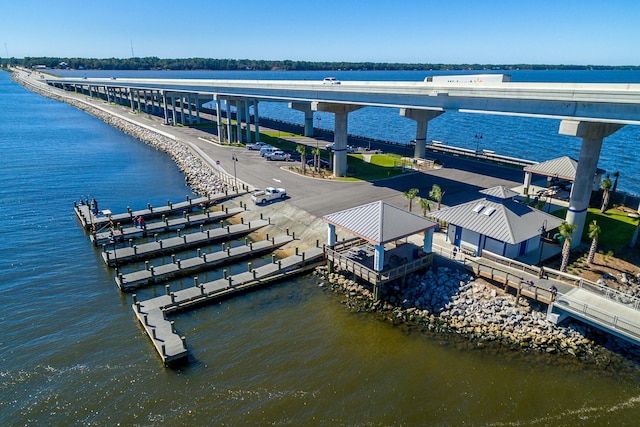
[101,219,269,266]
[116,234,294,291]
[131,245,326,365]
[74,192,243,230]
[90,206,245,246]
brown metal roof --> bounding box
[323,201,437,245]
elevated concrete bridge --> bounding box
[46,75,640,245]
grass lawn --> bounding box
[552,207,638,252]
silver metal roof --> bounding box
[479,186,520,199]
[428,196,564,244]
[523,156,606,181]
[323,201,437,245]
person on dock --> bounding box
[139,216,146,231]
[90,197,98,214]
[549,285,558,296]
[538,267,545,280]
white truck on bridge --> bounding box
[251,187,287,204]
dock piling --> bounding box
[223,269,228,279]
[248,262,253,272]
[194,276,199,287]
[272,254,276,264]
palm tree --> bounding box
[404,188,419,212]
[586,220,600,264]
[296,145,307,173]
[311,147,321,172]
[600,176,612,213]
[418,197,432,217]
[612,171,620,193]
[559,221,577,272]
[429,184,445,210]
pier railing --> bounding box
[326,242,433,286]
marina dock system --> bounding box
[116,234,294,291]
[90,206,245,246]
[132,245,326,365]
[74,192,244,230]
[101,219,269,266]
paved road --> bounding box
[25,73,524,218]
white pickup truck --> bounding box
[251,187,287,204]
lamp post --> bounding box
[537,220,547,265]
[474,133,483,155]
[231,155,238,191]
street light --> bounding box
[231,155,238,191]
[474,133,483,155]
[537,219,548,265]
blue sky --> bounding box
[2,0,638,65]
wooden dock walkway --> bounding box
[131,245,326,365]
[101,219,269,266]
[90,206,245,246]
[74,192,244,230]
[116,235,295,291]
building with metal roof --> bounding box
[323,201,438,297]
[428,186,564,259]
[523,156,606,195]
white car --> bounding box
[326,143,355,153]
[323,77,340,85]
[251,187,287,204]
[247,141,268,150]
[265,150,292,161]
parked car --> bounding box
[265,150,292,161]
[323,77,340,85]
[325,143,355,153]
[259,146,278,157]
[247,141,269,150]
[251,187,287,204]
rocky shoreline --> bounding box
[12,73,229,197]
[316,265,640,368]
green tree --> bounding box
[418,197,432,216]
[600,176,612,213]
[296,145,307,173]
[586,220,601,264]
[559,221,577,272]
[403,188,419,212]
[311,147,321,172]
[429,184,445,210]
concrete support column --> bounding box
[171,94,177,125]
[559,120,624,246]
[179,94,186,125]
[374,244,385,272]
[226,99,233,142]
[215,97,224,143]
[129,89,135,112]
[327,224,336,247]
[235,100,242,143]
[399,108,444,158]
[253,100,260,142]
[423,229,434,253]
[162,91,169,125]
[523,172,533,195]
[195,94,201,124]
[244,100,251,142]
[312,102,363,177]
[289,102,314,137]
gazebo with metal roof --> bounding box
[323,201,438,295]
[522,156,606,196]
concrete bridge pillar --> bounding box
[171,94,177,125]
[129,89,135,112]
[312,102,363,177]
[215,96,224,143]
[289,102,314,137]
[253,99,261,142]
[374,245,385,272]
[400,108,444,158]
[423,229,434,253]
[226,98,233,143]
[559,120,624,246]
[162,91,170,125]
[195,94,201,124]
[243,100,250,142]
[327,223,336,247]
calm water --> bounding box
[3,69,640,425]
